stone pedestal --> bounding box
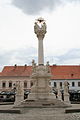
[28,65,56,100]
[64,93,70,103]
[14,95,24,105]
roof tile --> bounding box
[0,65,80,79]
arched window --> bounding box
[72,82,75,87]
[9,82,12,88]
[60,82,62,88]
[24,82,27,88]
[54,82,57,87]
[2,82,6,88]
[31,82,33,87]
[78,82,80,87]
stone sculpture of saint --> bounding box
[64,80,69,93]
[16,81,22,95]
[46,61,50,73]
[32,59,36,73]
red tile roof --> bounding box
[0,65,80,79]
[0,72,2,76]
[1,66,32,77]
[50,65,80,79]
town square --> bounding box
[0,0,80,120]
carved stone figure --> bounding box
[34,17,47,39]
[16,81,22,95]
[32,59,36,73]
[64,80,69,93]
[34,17,47,65]
[46,61,50,73]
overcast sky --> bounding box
[0,0,80,70]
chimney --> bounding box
[14,64,17,68]
[24,64,27,71]
[25,64,27,67]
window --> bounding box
[31,82,33,87]
[24,82,27,88]
[54,82,57,87]
[9,82,12,88]
[2,82,6,88]
[60,82,62,88]
[78,82,80,87]
[72,82,75,87]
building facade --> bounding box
[50,65,80,92]
[0,65,80,92]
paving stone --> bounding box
[0,105,80,120]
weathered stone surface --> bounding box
[14,81,24,106]
[34,17,47,65]
[0,104,80,120]
[28,65,56,101]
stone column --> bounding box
[34,17,47,65]
[38,38,44,65]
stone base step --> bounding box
[14,99,71,108]
[65,108,80,113]
[0,109,21,114]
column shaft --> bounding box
[38,39,44,65]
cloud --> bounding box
[45,49,80,65]
[56,49,80,65]
[12,0,80,15]
[0,48,80,71]
[0,47,37,67]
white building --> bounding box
[0,64,80,92]
[50,65,80,91]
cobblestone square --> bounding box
[0,105,80,120]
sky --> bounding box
[0,0,80,70]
